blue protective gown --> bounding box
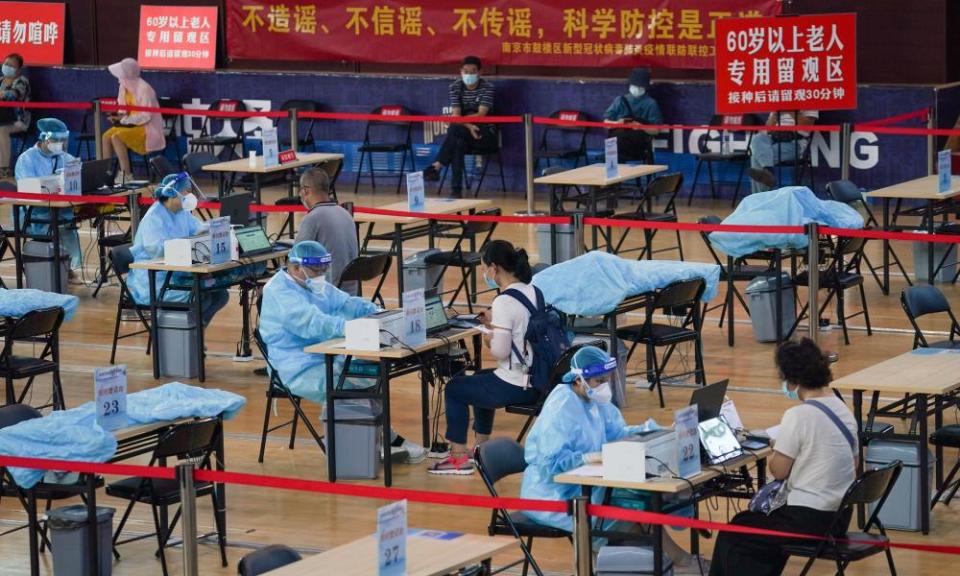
[127,201,228,326]
[14,145,81,268]
[259,270,379,404]
[521,384,634,532]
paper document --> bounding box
[567,465,603,477]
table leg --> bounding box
[690,499,700,558]
[52,207,63,293]
[727,256,735,347]
[591,187,599,251]
[254,174,264,228]
[325,354,337,482]
[918,393,931,534]
[238,281,253,358]
[27,489,38,576]
[853,390,865,527]
[381,359,393,487]
[129,190,141,237]
[420,357,430,448]
[926,200,935,285]
[13,205,23,288]
[935,396,944,489]
[775,250,783,347]
[215,416,228,546]
[652,493,664,576]
[757,456,767,488]
[473,333,482,370]
[395,224,405,306]
[882,198,891,293]
[149,269,160,379]
[468,209,478,302]
[195,275,206,382]
[86,473,100,576]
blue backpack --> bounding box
[502,286,570,393]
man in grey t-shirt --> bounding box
[295,167,359,295]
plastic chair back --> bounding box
[903,285,951,318]
[9,307,64,341]
[156,418,220,460]
[0,403,41,430]
[475,438,526,486]
[238,544,303,576]
[826,180,862,205]
[109,245,135,277]
[653,278,704,310]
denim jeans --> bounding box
[444,369,540,444]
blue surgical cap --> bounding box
[153,172,190,199]
[562,346,617,383]
[289,240,332,267]
[37,118,69,141]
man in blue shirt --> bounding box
[603,68,663,163]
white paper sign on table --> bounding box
[605,137,619,179]
[208,216,232,265]
[406,171,425,213]
[673,404,701,478]
[95,365,128,430]
[377,500,407,576]
[938,149,952,194]
[61,159,82,196]
[402,288,426,347]
[720,399,744,432]
[262,128,279,168]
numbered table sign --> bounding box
[673,404,701,479]
[604,137,618,180]
[262,127,279,168]
[938,149,952,194]
[95,365,128,430]
[378,500,407,576]
[406,171,425,213]
[208,216,232,265]
[402,288,426,347]
[61,158,81,196]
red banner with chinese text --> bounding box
[0,2,65,66]
[138,5,219,70]
[226,0,780,69]
[714,13,857,115]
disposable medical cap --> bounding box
[153,172,190,199]
[37,118,69,141]
[289,240,333,267]
[562,345,617,383]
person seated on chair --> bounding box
[259,240,427,464]
[520,345,709,574]
[295,167,358,295]
[422,55,497,198]
[603,68,662,163]
[0,52,30,179]
[102,58,165,184]
[14,117,83,284]
[747,110,819,194]
[709,338,857,576]
[427,240,541,475]
[126,173,229,327]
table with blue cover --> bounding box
[0,382,245,576]
[707,187,864,347]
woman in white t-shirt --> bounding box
[709,338,858,575]
[428,240,541,476]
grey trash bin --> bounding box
[47,504,115,576]
[402,248,444,293]
[865,440,934,531]
[745,272,796,343]
[321,399,382,479]
[157,310,200,379]
[537,223,577,264]
[913,241,956,283]
[22,240,69,293]
[596,546,674,575]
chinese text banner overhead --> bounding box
[0,2,65,66]
[139,5,219,70]
[226,0,780,69]
[714,13,857,115]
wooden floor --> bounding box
[1,183,959,575]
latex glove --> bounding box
[583,452,602,464]
[628,418,661,435]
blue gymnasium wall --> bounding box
[25,67,939,197]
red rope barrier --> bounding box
[858,108,930,127]
[353,205,569,225]
[100,102,287,119]
[820,226,960,244]
[0,101,93,110]
[0,455,174,480]
[0,191,130,204]
[582,216,806,235]
[533,116,844,134]
[298,111,522,124]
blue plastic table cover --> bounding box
[708,186,864,258]
[531,251,720,317]
[0,288,79,321]
[0,382,246,488]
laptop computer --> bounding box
[689,379,729,423]
[220,192,252,226]
[235,226,279,257]
[698,416,744,465]
[425,293,451,336]
[80,159,113,194]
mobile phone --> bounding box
[741,439,769,450]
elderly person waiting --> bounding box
[102,58,165,184]
[0,52,30,178]
[295,167,358,295]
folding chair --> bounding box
[353,105,413,195]
[74,96,116,160]
[0,306,65,410]
[609,172,684,260]
[425,208,501,312]
[238,544,303,576]
[686,113,762,206]
[188,98,247,160]
[280,99,320,151]
[900,285,960,349]
[108,245,152,364]
[337,253,392,308]
[438,131,507,198]
[534,110,589,173]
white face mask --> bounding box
[581,379,613,404]
[306,274,327,295]
[46,142,64,155]
[180,192,198,212]
[629,85,645,98]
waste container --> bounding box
[403,248,444,294]
[537,223,577,264]
[157,310,200,379]
[913,239,956,283]
[745,272,796,343]
[22,240,69,293]
[321,399,382,479]
[47,504,115,576]
[865,440,934,531]
[596,546,674,575]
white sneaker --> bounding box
[401,439,428,464]
[428,447,451,459]
[115,170,127,185]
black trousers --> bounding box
[435,124,498,193]
[709,506,843,576]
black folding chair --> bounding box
[609,172,684,260]
[188,98,248,159]
[337,253,392,308]
[0,306,65,410]
[108,245,152,364]
[900,285,960,349]
[686,113,762,206]
[474,439,571,576]
[149,154,178,183]
[74,96,116,160]
[783,461,902,576]
[238,544,303,575]
[534,110,589,173]
[426,208,501,312]
[280,99,320,151]
[353,105,414,195]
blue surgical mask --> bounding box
[306,275,327,295]
[1,65,16,78]
[462,73,479,86]
[483,270,498,290]
[781,380,799,401]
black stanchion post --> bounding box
[290,107,299,154]
[94,100,103,161]
[807,222,819,345]
[841,123,851,182]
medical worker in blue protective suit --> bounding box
[258,240,428,463]
[521,346,709,574]
[126,172,229,327]
[14,117,82,279]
